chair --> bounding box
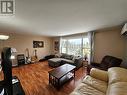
[87,55,122,73]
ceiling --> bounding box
[0,0,127,37]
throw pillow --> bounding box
[65,55,73,60]
[55,53,62,58]
[61,53,67,58]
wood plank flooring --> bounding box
[12,61,86,95]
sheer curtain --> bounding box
[68,38,82,56]
[87,31,95,63]
[60,36,83,56]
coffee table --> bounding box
[48,64,76,89]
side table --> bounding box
[82,59,88,74]
[82,59,88,68]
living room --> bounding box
[0,0,127,95]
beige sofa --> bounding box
[70,67,127,95]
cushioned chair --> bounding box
[87,55,122,73]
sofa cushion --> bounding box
[62,59,74,64]
[108,67,127,84]
[55,53,62,58]
[82,75,108,93]
[70,83,105,95]
[48,58,63,62]
[106,82,127,95]
[61,53,68,58]
[65,55,73,60]
[90,68,108,82]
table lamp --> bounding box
[84,48,90,61]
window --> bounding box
[61,39,67,53]
[60,35,90,56]
[83,38,90,56]
[68,38,82,56]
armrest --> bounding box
[90,68,108,82]
[74,57,82,64]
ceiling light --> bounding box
[0,35,9,40]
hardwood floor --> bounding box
[12,61,87,95]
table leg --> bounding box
[58,79,60,87]
[49,74,51,84]
[57,78,60,89]
[74,69,75,78]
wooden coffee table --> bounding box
[48,64,76,89]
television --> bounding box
[1,47,12,95]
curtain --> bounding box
[67,38,82,56]
[88,31,95,63]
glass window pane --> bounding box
[83,38,90,60]
[68,39,82,56]
[61,39,67,53]
[60,36,91,58]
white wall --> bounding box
[94,26,126,63]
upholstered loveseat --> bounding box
[70,67,127,95]
[48,53,83,69]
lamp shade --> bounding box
[11,48,17,53]
[84,48,90,55]
[10,48,17,60]
[0,35,9,40]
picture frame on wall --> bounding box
[33,41,44,48]
[54,41,59,51]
